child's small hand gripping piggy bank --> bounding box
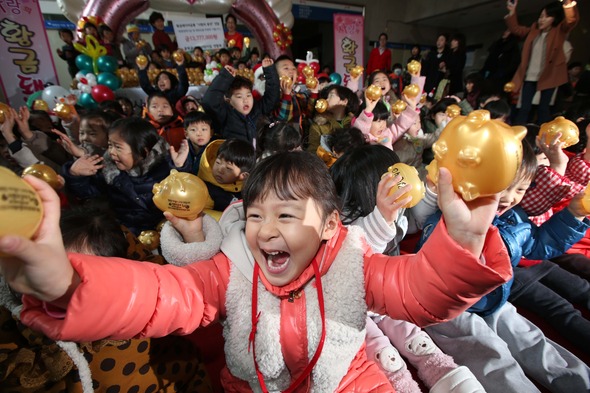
[152,170,209,220]
[538,116,579,148]
[426,110,527,201]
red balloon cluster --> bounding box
[91,85,115,103]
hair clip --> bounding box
[268,121,277,128]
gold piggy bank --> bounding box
[152,170,209,220]
[538,116,579,148]
[426,110,527,201]
[384,163,425,208]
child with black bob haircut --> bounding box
[197,138,255,211]
[2,150,512,392]
[256,121,301,160]
[202,60,280,144]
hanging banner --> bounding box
[0,0,58,106]
[171,17,225,52]
[333,13,364,87]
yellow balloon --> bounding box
[402,84,420,99]
[504,82,515,93]
[138,230,160,251]
[173,50,184,63]
[22,164,61,190]
[426,110,527,201]
[315,98,328,113]
[243,37,250,48]
[445,104,462,118]
[0,167,43,254]
[0,102,10,123]
[366,84,382,101]
[279,75,293,89]
[53,103,74,121]
[582,187,590,214]
[306,77,318,89]
[136,55,148,68]
[33,100,49,112]
[302,65,314,79]
[152,169,209,220]
[350,65,364,79]
[384,163,425,208]
[391,100,407,115]
[228,39,236,48]
[538,116,579,148]
[407,60,421,76]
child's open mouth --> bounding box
[264,250,290,274]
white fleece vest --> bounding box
[223,226,368,392]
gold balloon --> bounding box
[33,100,49,112]
[384,163,425,208]
[582,187,590,214]
[172,50,184,63]
[0,102,10,123]
[366,84,382,101]
[538,116,579,148]
[228,39,236,48]
[156,219,167,232]
[138,230,160,251]
[22,164,60,190]
[350,65,364,79]
[0,167,43,254]
[425,110,527,201]
[419,94,427,105]
[402,84,420,99]
[136,55,148,68]
[306,77,318,90]
[407,60,421,76]
[243,37,250,48]
[279,75,293,89]
[302,65,314,79]
[53,103,74,121]
[152,169,209,220]
[504,82,515,93]
[315,98,328,113]
[445,104,462,118]
[391,99,407,115]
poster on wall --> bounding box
[333,13,364,87]
[171,17,225,52]
[0,0,58,106]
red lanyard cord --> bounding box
[249,260,326,393]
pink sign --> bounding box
[333,13,364,87]
[0,0,58,106]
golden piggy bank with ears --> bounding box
[426,110,527,201]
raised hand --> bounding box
[376,173,412,225]
[169,139,189,168]
[224,65,237,77]
[163,211,205,243]
[69,155,104,177]
[262,58,274,68]
[52,128,86,158]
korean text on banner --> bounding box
[0,0,58,106]
[333,13,364,87]
[172,17,225,52]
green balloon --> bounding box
[75,54,93,73]
[97,55,118,73]
[26,90,43,109]
[97,72,122,91]
[78,92,98,109]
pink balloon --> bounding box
[231,0,291,60]
[82,0,149,40]
[91,84,115,103]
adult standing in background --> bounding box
[480,29,521,88]
[506,0,579,125]
[422,33,450,93]
[224,14,244,52]
[447,33,467,95]
[407,45,422,64]
[367,33,392,75]
[122,24,153,68]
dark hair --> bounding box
[217,48,230,58]
[524,123,542,155]
[28,110,53,132]
[156,44,171,55]
[566,119,590,154]
[116,96,134,115]
[225,14,237,25]
[429,97,457,116]
[98,24,112,37]
[227,76,253,97]
[230,47,241,55]
[360,99,389,121]
[542,2,565,27]
[81,110,120,138]
[411,45,421,55]
[108,117,161,163]
[217,138,256,173]
[275,55,294,65]
[519,138,539,183]
[379,32,388,41]
[367,70,391,86]
[243,151,341,219]
[483,99,511,120]
[329,127,367,156]
[324,85,360,115]
[193,46,204,53]
[330,144,399,224]
[58,28,74,38]
[154,71,178,92]
[568,61,583,70]
[60,206,127,257]
[392,63,403,71]
[147,91,173,108]
[257,121,301,158]
[464,72,483,89]
[450,33,466,52]
[84,22,97,32]
[98,100,125,117]
[184,111,214,130]
[149,11,165,26]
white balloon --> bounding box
[42,86,71,107]
[81,85,92,94]
[75,71,86,81]
[85,73,97,83]
[56,0,87,23]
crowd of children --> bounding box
[1,0,590,391]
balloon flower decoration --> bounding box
[384,163,425,208]
[272,22,293,51]
[204,61,222,85]
[0,167,43,255]
[426,110,527,202]
[295,51,321,85]
[152,170,209,220]
[74,26,121,109]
